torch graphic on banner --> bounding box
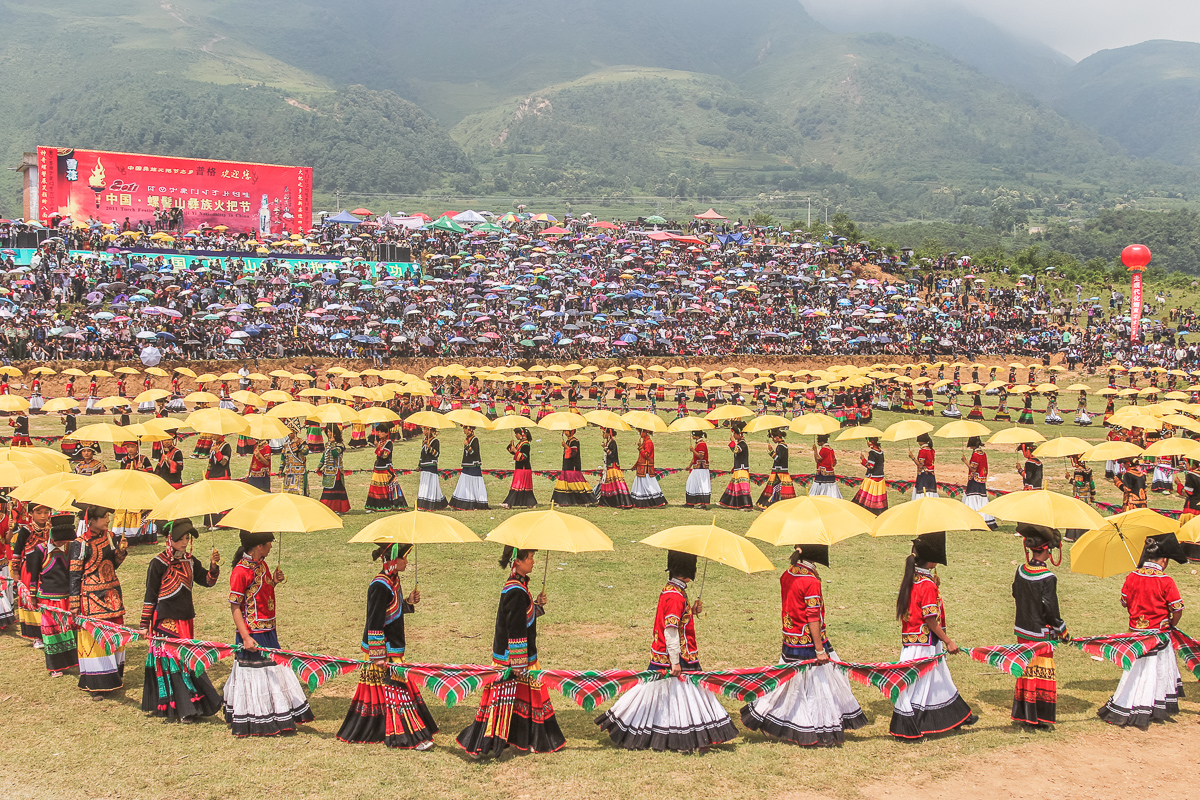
[87,158,107,210]
[1121,244,1151,343]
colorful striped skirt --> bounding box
[456,665,565,757]
[337,661,438,748]
[77,619,126,692]
[143,617,221,721]
[38,596,77,673]
[598,466,633,509]
[719,469,755,510]
[551,470,595,507]
[757,471,798,509]
[502,469,538,508]
[319,473,351,513]
[365,470,407,512]
[1011,636,1056,726]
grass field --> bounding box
[3,398,1197,800]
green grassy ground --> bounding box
[3,399,1196,800]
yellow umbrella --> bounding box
[880,419,934,442]
[260,390,293,403]
[134,389,171,404]
[1142,438,1200,458]
[486,508,613,590]
[407,410,456,429]
[538,411,589,431]
[230,390,266,406]
[185,408,250,437]
[988,427,1048,445]
[240,414,291,441]
[75,470,176,510]
[0,395,30,412]
[666,416,715,433]
[872,497,990,536]
[123,423,172,443]
[583,409,633,431]
[0,460,48,488]
[1071,510,1179,578]
[744,414,792,434]
[979,490,1106,530]
[746,496,876,546]
[41,397,79,413]
[1082,441,1144,462]
[349,510,481,586]
[10,472,89,502]
[220,494,343,533]
[67,423,138,443]
[640,523,774,584]
[621,410,668,432]
[184,391,221,405]
[705,405,754,421]
[1033,437,1093,458]
[115,367,141,375]
[146,479,265,521]
[491,414,539,431]
[312,404,360,425]
[0,447,70,473]
[835,426,884,442]
[357,407,402,426]
[445,408,493,429]
[265,400,321,419]
[24,486,79,514]
[787,414,841,435]
[933,420,991,439]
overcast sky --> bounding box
[802,0,1200,61]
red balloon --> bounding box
[1121,244,1152,268]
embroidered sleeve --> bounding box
[1166,577,1184,612]
[228,565,249,607]
[914,581,940,619]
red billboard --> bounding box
[35,146,312,235]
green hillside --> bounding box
[1054,40,1200,168]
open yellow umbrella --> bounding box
[185,408,250,437]
[146,479,265,521]
[621,410,668,432]
[134,389,172,405]
[0,460,48,488]
[666,416,715,433]
[788,414,841,435]
[230,390,266,406]
[220,494,343,533]
[445,408,493,429]
[987,427,1047,445]
[583,409,633,431]
[486,508,613,590]
[184,391,221,405]
[746,496,876,546]
[1142,438,1200,458]
[407,410,456,429]
[1033,437,1092,458]
[349,511,481,586]
[491,414,538,431]
[880,419,934,442]
[1070,510,1179,578]
[1082,441,1144,462]
[744,414,792,434]
[835,426,884,442]
[979,490,1105,530]
[311,404,360,425]
[538,411,589,431]
[123,423,172,443]
[25,486,79,514]
[872,497,990,536]
[10,472,89,503]
[260,390,293,403]
[239,414,291,441]
[66,423,138,443]
[704,405,754,422]
[41,397,79,413]
[641,521,773,600]
[933,420,991,439]
[0,447,70,473]
[75,470,176,510]
[265,400,321,419]
[358,407,401,426]
[0,395,30,412]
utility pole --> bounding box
[807,197,811,228]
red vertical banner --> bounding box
[1129,271,1143,343]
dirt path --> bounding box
[785,721,1199,800]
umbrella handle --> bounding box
[413,549,418,588]
[695,557,709,608]
[542,549,549,594]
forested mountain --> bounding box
[1,0,1199,227]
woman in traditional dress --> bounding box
[12,502,53,643]
[889,532,977,739]
[1017,443,1043,491]
[1115,458,1149,511]
[757,429,797,509]
[304,415,324,455]
[941,388,961,418]
[551,429,594,506]
[364,423,407,512]
[416,426,448,511]
[114,440,156,545]
[317,425,351,513]
[8,411,30,447]
[719,421,754,510]
[224,530,314,737]
[85,377,100,415]
[631,429,667,508]
[191,405,215,459]
[966,390,984,421]
[502,427,537,509]
[742,544,867,746]
[337,543,437,750]
[1017,391,1036,425]
[28,515,78,676]
[279,424,308,496]
[908,433,938,499]
[29,375,44,413]
[597,550,737,752]
[684,431,711,509]
[1011,524,1067,728]
[450,426,489,510]
[1044,391,1063,425]
[961,437,996,529]
[993,387,1011,423]
[141,518,223,722]
[852,437,888,515]
[1074,390,1092,425]
[596,427,633,508]
[457,546,565,757]
[809,433,841,499]
[1098,533,1186,728]
[69,506,129,693]
[244,437,272,493]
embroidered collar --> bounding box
[667,577,689,593]
[1139,561,1164,572]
